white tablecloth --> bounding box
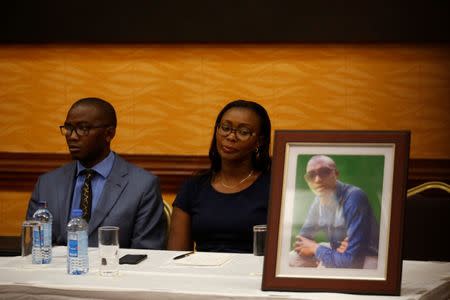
[0,247,448,300]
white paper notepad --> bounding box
[173,252,234,266]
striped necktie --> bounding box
[80,169,96,222]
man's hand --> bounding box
[337,237,349,254]
[293,235,318,257]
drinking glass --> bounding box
[98,226,119,276]
[253,224,267,256]
[21,220,41,263]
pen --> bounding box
[173,251,195,260]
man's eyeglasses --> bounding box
[304,167,335,181]
[217,123,256,141]
[59,124,110,137]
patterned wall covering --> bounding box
[0,44,449,158]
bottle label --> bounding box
[42,223,52,246]
[78,231,88,256]
[68,239,78,257]
[33,227,43,247]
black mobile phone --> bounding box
[119,254,148,265]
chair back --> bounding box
[163,199,173,245]
[403,181,450,261]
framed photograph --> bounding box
[262,130,410,295]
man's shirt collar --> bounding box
[76,151,115,179]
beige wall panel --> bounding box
[0,191,29,236]
[163,193,176,206]
[0,45,448,158]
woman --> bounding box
[167,99,271,253]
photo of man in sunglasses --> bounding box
[289,155,379,269]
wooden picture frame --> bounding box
[262,130,410,295]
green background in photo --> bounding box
[290,154,384,248]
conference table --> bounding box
[0,247,449,300]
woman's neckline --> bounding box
[210,170,265,195]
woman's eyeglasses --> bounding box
[217,123,256,141]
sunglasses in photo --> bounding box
[304,167,335,181]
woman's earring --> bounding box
[255,147,261,160]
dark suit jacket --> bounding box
[26,154,167,249]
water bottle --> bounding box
[67,209,89,275]
[32,202,53,264]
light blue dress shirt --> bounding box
[71,151,115,218]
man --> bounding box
[289,155,379,269]
[26,97,167,249]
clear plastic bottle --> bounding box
[67,209,89,275]
[32,202,53,264]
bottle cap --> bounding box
[71,209,83,218]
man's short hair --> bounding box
[71,97,117,127]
